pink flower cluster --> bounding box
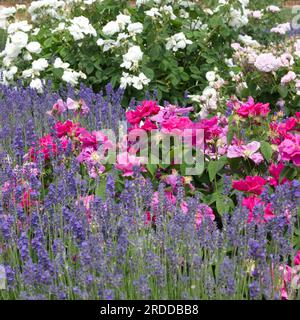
[235,97,270,118]
[232,163,289,223]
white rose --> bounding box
[120,72,133,89]
[206,71,216,82]
[116,14,132,29]
[54,58,70,69]
[30,78,43,92]
[5,66,18,80]
[32,58,49,72]
[62,70,78,85]
[132,72,150,90]
[102,21,120,36]
[5,44,22,59]
[127,22,143,34]
[10,31,28,48]
[26,42,42,54]
[203,87,217,99]
[121,45,143,70]
[22,69,34,78]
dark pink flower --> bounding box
[126,100,160,125]
[236,97,270,118]
[268,163,287,186]
[54,120,79,138]
[242,196,275,223]
[161,116,193,135]
[232,176,267,195]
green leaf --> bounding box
[278,85,288,98]
[96,176,107,200]
[149,44,161,60]
[216,195,234,215]
[146,164,157,177]
[260,141,273,162]
[208,156,227,182]
[142,67,155,80]
[86,64,94,75]
[180,72,189,82]
[44,38,53,48]
[53,68,64,79]
[189,66,200,74]
[279,165,297,182]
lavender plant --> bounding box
[0,84,299,300]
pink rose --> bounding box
[232,176,267,195]
[278,134,300,166]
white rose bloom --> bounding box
[202,87,217,99]
[145,8,162,18]
[62,70,79,85]
[229,9,248,29]
[3,57,12,67]
[162,5,176,20]
[238,0,249,7]
[68,16,97,41]
[117,33,130,41]
[54,58,70,69]
[4,44,22,59]
[136,0,151,6]
[206,71,216,82]
[127,22,143,34]
[116,14,132,29]
[32,58,49,72]
[22,69,34,78]
[7,21,32,34]
[26,42,42,54]
[132,73,150,90]
[30,78,43,92]
[121,45,143,70]
[10,31,29,48]
[120,72,133,89]
[166,32,192,52]
[62,70,86,86]
[5,66,18,81]
[102,21,120,36]
[0,7,16,19]
[179,9,189,19]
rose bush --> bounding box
[0,0,293,110]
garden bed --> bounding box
[0,0,300,301]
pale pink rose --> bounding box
[115,152,146,176]
[227,141,263,164]
[281,71,296,85]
